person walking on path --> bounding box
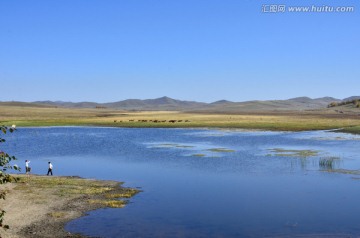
[25,160,31,174]
[47,162,53,176]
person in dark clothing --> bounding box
[25,160,31,174]
[47,162,53,176]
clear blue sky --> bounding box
[0,0,359,103]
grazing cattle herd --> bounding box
[113,119,191,123]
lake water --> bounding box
[3,127,360,237]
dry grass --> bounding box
[49,211,68,219]
[12,175,139,207]
[104,188,139,199]
[1,105,360,133]
[88,199,126,208]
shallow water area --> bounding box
[3,127,360,237]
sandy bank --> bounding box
[0,175,139,238]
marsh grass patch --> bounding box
[323,169,360,175]
[192,154,206,157]
[207,148,235,153]
[174,145,195,148]
[311,136,360,141]
[89,199,127,208]
[268,148,319,157]
[151,143,195,149]
[104,188,139,199]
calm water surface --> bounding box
[3,127,360,237]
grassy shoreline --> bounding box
[3,119,360,134]
[0,174,139,238]
[1,106,360,134]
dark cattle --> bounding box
[114,120,117,122]
[185,120,190,122]
[169,120,176,123]
[178,120,182,122]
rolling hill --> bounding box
[194,96,341,112]
[1,96,357,112]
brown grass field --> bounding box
[1,105,360,133]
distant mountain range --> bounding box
[1,96,358,112]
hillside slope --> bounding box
[3,96,357,112]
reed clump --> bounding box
[319,156,340,170]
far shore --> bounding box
[0,174,139,238]
[1,106,360,134]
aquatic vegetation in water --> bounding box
[268,148,319,157]
[311,136,360,141]
[192,154,206,157]
[207,148,235,153]
[323,169,360,175]
[174,145,195,148]
[151,143,195,148]
[149,142,234,158]
[319,157,340,170]
[152,143,179,148]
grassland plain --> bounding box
[1,105,360,133]
[0,175,139,238]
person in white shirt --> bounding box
[25,160,31,174]
[47,162,53,176]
